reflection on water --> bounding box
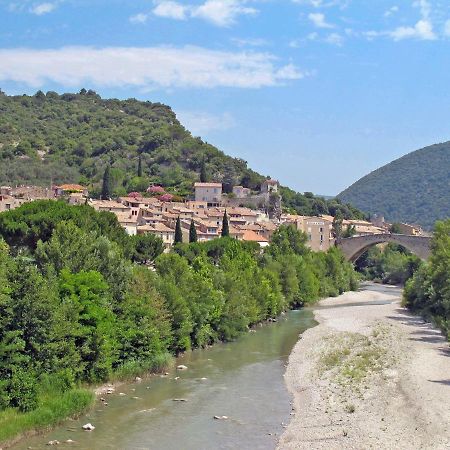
[18,310,316,450]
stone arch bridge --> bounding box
[337,234,432,262]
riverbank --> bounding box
[0,388,94,448]
[279,283,450,450]
[0,354,173,449]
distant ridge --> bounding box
[0,90,364,219]
[337,142,450,229]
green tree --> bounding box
[221,211,230,237]
[267,225,308,257]
[175,217,183,244]
[390,223,402,234]
[200,160,208,183]
[189,219,198,243]
[130,233,164,264]
[101,165,112,200]
[343,224,356,238]
[137,155,143,178]
[58,270,117,382]
[332,211,344,240]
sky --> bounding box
[1,0,450,195]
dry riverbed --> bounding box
[279,283,450,450]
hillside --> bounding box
[0,90,363,219]
[338,142,450,229]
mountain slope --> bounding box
[338,142,450,229]
[0,90,364,219]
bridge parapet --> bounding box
[337,233,432,262]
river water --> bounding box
[18,310,316,450]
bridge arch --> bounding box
[337,234,432,262]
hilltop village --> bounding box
[0,180,424,251]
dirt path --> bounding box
[278,283,450,450]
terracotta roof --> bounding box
[194,182,222,188]
[57,184,86,191]
[242,229,269,242]
[138,223,174,233]
[115,212,138,223]
[90,200,129,209]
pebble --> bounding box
[47,441,60,446]
[177,365,188,370]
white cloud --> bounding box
[153,1,188,20]
[0,46,306,90]
[145,0,257,27]
[129,13,149,24]
[30,2,56,15]
[290,31,343,47]
[414,0,431,20]
[176,110,236,134]
[193,0,257,26]
[384,6,399,17]
[366,0,436,41]
[231,37,269,47]
[325,32,343,45]
[292,0,350,9]
[389,19,436,40]
[444,19,450,37]
[308,12,334,28]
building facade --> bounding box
[194,183,222,207]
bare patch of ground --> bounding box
[278,283,450,450]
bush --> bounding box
[9,369,38,412]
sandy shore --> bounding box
[278,283,450,450]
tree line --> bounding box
[0,200,358,421]
[403,220,450,338]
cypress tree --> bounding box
[137,155,143,178]
[101,166,112,200]
[332,211,344,241]
[200,160,208,183]
[189,219,198,243]
[221,210,229,237]
[175,216,183,244]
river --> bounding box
[17,310,316,450]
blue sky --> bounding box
[1,0,449,194]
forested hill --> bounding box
[0,90,364,219]
[338,142,450,229]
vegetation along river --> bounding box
[17,310,317,450]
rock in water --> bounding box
[47,441,60,446]
[82,423,95,431]
[213,415,228,420]
[177,365,188,370]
